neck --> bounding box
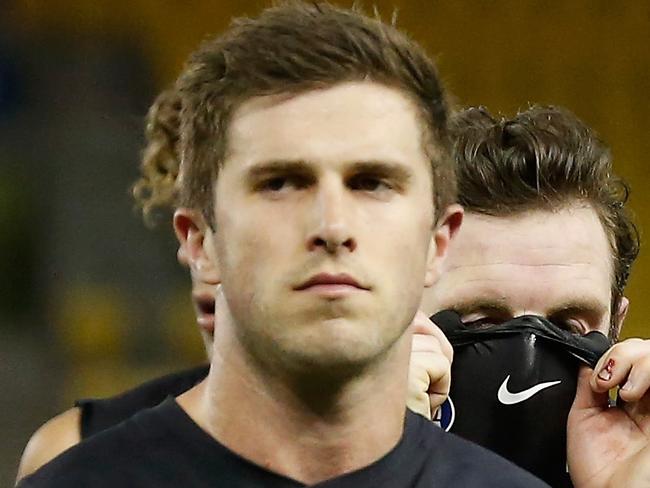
[178,325,411,484]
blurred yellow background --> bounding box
[1,1,648,484]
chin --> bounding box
[280,330,397,377]
[242,312,407,377]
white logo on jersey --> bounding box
[497,375,561,405]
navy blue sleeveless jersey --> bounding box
[75,364,209,438]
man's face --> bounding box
[208,81,453,372]
[423,205,620,335]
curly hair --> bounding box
[132,88,182,227]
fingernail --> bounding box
[598,358,615,382]
[621,380,633,391]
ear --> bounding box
[424,204,463,287]
[173,208,221,285]
[611,296,629,340]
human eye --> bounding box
[256,175,309,194]
[258,176,289,192]
[551,316,586,335]
[456,310,508,329]
[347,173,394,193]
[461,315,503,329]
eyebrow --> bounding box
[345,160,414,183]
[245,158,414,181]
[546,298,609,318]
[450,297,608,321]
[245,160,313,180]
[449,298,514,317]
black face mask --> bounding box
[430,310,611,488]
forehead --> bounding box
[431,205,613,317]
[224,81,427,168]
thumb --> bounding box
[409,310,454,362]
[572,365,610,412]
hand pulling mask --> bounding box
[431,310,611,488]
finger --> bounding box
[410,310,441,336]
[410,350,451,378]
[407,353,437,419]
[412,354,451,412]
[411,353,451,393]
[428,367,451,406]
[411,334,443,353]
[408,346,452,419]
[573,365,609,412]
[413,310,454,362]
[591,338,647,393]
[408,354,433,392]
[427,362,451,396]
[407,391,432,419]
[619,354,650,403]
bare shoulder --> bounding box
[16,407,82,482]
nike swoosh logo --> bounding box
[497,375,561,405]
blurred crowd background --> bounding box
[1,0,649,484]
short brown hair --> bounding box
[175,2,455,225]
[450,105,640,338]
[132,88,182,226]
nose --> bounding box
[306,179,357,254]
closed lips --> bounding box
[294,273,369,290]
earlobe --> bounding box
[424,204,464,287]
[173,208,221,284]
